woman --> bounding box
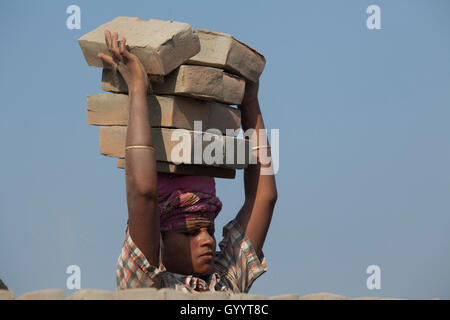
[98,30,277,294]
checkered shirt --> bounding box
[116,219,267,294]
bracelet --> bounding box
[251,145,271,151]
[125,145,155,151]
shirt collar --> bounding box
[182,272,222,292]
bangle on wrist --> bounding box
[126,145,155,151]
[252,145,271,151]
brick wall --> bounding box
[0,288,425,300]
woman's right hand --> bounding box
[98,30,149,94]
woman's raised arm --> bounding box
[235,79,278,259]
[98,30,160,266]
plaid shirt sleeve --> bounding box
[215,219,268,293]
[116,226,164,290]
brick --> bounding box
[222,71,246,106]
[87,93,241,135]
[229,293,269,300]
[99,126,250,169]
[193,291,230,300]
[158,288,195,300]
[186,29,266,82]
[299,292,349,300]
[0,290,14,300]
[17,289,65,300]
[78,17,200,75]
[102,65,246,105]
[270,294,300,300]
[116,288,162,300]
[67,289,115,300]
[117,159,236,179]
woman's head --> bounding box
[157,173,222,278]
[161,219,216,279]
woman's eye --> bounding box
[183,230,198,236]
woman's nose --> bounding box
[198,229,214,246]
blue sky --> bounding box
[1,0,449,299]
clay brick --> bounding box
[186,29,266,82]
[116,288,162,300]
[229,293,269,300]
[193,291,230,300]
[87,93,241,135]
[17,289,65,300]
[117,159,236,179]
[270,294,300,300]
[99,126,250,169]
[67,289,115,300]
[78,17,200,75]
[222,71,246,106]
[299,292,349,300]
[0,290,14,300]
[102,65,246,105]
[158,288,195,300]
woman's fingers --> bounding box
[102,30,137,69]
[104,30,112,51]
[119,37,133,62]
[103,29,121,64]
[119,37,125,54]
[110,32,122,62]
[97,52,115,67]
[111,32,118,51]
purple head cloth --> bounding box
[157,172,222,232]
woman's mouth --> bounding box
[199,251,214,259]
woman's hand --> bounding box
[98,30,149,94]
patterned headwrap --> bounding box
[157,172,222,232]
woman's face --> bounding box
[162,222,216,280]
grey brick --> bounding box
[99,126,250,169]
[0,290,14,300]
[87,93,241,134]
[17,289,65,300]
[186,29,265,82]
[229,293,269,300]
[102,65,246,105]
[67,289,115,300]
[159,288,196,300]
[270,294,299,300]
[117,160,236,179]
[115,288,162,300]
[193,291,231,300]
[78,17,200,76]
[299,292,349,300]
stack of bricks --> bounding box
[0,288,419,300]
[78,17,266,179]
